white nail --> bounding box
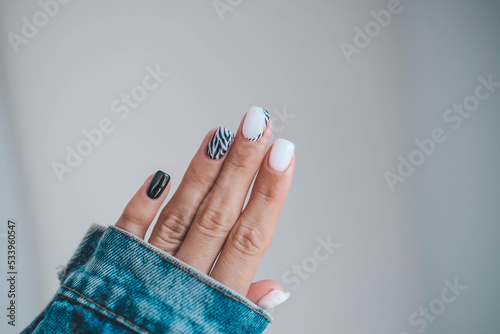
[243,106,270,141]
[256,289,290,310]
[269,138,295,172]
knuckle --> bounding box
[197,206,232,235]
[120,208,145,228]
[150,229,181,252]
[229,225,267,257]
[150,216,189,252]
[150,208,191,251]
[186,166,212,187]
[253,183,282,204]
[158,212,189,242]
[226,149,255,173]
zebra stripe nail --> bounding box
[243,106,270,142]
[206,127,235,159]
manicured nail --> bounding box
[269,138,295,172]
[256,290,290,310]
[147,171,170,199]
[243,106,270,141]
[206,127,235,160]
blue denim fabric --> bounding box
[23,225,272,333]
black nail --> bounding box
[147,171,170,199]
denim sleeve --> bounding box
[22,225,272,334]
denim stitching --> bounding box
[110,225,272,323]
[60,285,151,334]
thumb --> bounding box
[246,280,290,310]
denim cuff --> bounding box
[57,224,271,333]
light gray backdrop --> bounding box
[1,0,499,333]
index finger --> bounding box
[209,139,295,295]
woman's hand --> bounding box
[115,106,295,309]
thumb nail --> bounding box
[256,289,290,310]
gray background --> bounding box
[1,0,499,333]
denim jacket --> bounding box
[22,225,272,333]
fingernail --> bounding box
[206,127,235,160]
[243,106,270,141]
[256,289,290,310]
[147,171,170,199]
[269,138,295,172]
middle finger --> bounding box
[175,106,271,273]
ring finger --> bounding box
[149,127,235,253]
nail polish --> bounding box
[256,289,290,310]
[147,171,170,199]
[269,138,295,172]
[206,127,235,160]
[243,106,270,142]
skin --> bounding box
[115,111,295,305]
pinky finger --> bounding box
[115,171,171,239]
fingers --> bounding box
[247,280,290,310]
[114,110,294,309]
[175,107,272,273]
[115,171,171,239]
[210,139,295,295]
[148,127,234,254]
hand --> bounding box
[115,106,295,309]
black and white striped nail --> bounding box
[242,106,270,142]
[206,127,235,159]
